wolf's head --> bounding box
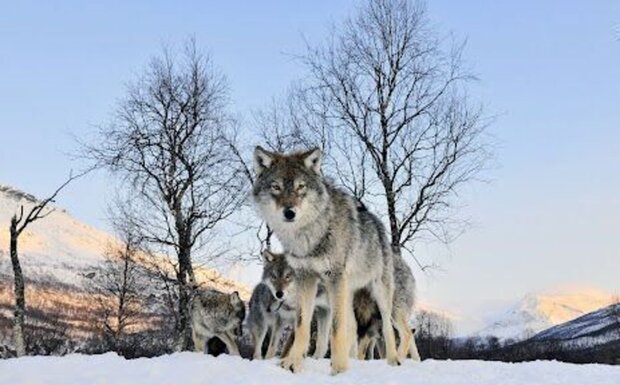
[252,146,327,228]
[261,250,295,302]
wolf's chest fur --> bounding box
[276,188,357,276]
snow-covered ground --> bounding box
[1,353,619,385]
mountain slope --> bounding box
[476,289,614,340]
[0,183,250,344]
[531,303,620,348]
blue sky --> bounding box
[1,1,619,330]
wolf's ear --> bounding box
[261,250,275,263]
[254,146,274,176]
[303,148,322,174]
[230,291,241,303]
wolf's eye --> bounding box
[297,183,306,191]
[271,183,281,193]
[285,273,292,281]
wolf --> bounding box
[248,250,296,359]
[355,248,421,361]
[248,250,332,360]
[190,288,245,356]
[253,146,400,374]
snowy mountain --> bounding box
[475,289,615,341]
[531,303,620,349]
[0,184,250,343]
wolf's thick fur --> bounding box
[248,251,296,359]
[252,146,400,374]
[190,288,245,356]
[356,248,421,361]
[248,250,332,360]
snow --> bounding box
[1,354,619,385]
[475,290,615,341]
[531,304,620,349]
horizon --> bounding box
[1,1,619,335]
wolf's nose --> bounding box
[283,208,296,221]
[275,290,284,299]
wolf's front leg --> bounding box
[251,324,268,360]
[280,275,318,373]
[265,317,283,359]
[192,329,206,353]
[327,273,350,375]
[220,331,240,356]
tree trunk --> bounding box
[9,222,26,357]
[383,179,401,250]
[174,229,195,351]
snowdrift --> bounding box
[1,353,619,385]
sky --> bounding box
[1,1,619,333]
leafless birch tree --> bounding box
[89,223,149,353]
[84,39,245,350]
[8,171,87,356]
[259,0,492,268]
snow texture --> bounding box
[1,353,619,385]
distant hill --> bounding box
[531,303,620,350]
[0,183,250,351]
[475,289,615,341]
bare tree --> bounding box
[89,223,149,354]
[8,171,87,356]
[415,309,454,359]
[83,39,245,350]
[265,0,491,269]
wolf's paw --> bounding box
[330,360,349,375]
[280,356,303,373]
[387,355,402,367]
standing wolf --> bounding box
[252,146,400,374]
[248,250,332,360]
[248,250,297,359]
[190,288,245,355]
[356,248,421,361]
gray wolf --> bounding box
[190,288,245,355]
[252,146,400,374]
[355,248,421,361]
[248,250,297,359]
[248,250,332,360]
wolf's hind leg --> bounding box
[372,282,400,366]
[394,310,413,360]
[313,307,331,359]
[357,334,371,360]
[409,329,421,361]
[220,330,240,356]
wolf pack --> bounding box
[189,146,421,375]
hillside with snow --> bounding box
[531,303,620,349]
[0,184,250,345]
[475,290,615,341]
